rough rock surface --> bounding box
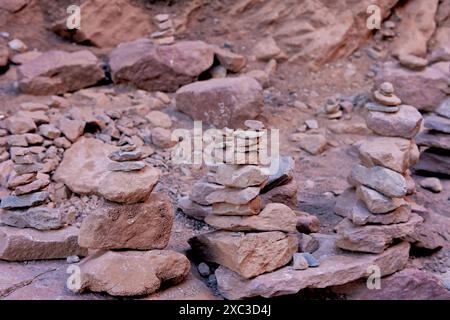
[189,231,297,279]
[52,0,153,48]
[215,237,410,299]
[205,203,297,232]
[0,226,87,261]
[0,206,63,230]
[72,250,190,297]
[17,50,104,95]
[176,77,263,128]
[109,39,214,92]
[78,194,173,250]
[54,138,118,195]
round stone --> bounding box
[373,90,402,106]
[379,82,394,95]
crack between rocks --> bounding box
[0,267,58,299]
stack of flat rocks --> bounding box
[150,14,175,45]
[334,82,424,254]
[415,97,450,176]
[71,145,190,297]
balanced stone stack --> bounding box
[150,14,175,45]
[71,148,190,297]
[415,95,450,176]
[334,82,424,254]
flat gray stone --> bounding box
[0,192,49,209]
[107,161,145,172]
[0,206,63,230]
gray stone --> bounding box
[292,253,309,270]
[298,252,319,267]
[178,196,212,221]
[261,156,295,193]
[107,161,145,172]
[0,206,63,230]
[13,163,43,175]
[356,185,405,214]
[424,115,450,134]
[0,191,49,209]
[108,150,145,162]
[419,178,443,193]
[348,164,407,198]
[366,102,399,113]
[436,98,450,119]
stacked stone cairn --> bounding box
[334,82,424,254]
[186,120,320,280]
[0,105,85,261]
[150,14,175,45]
[324,97,343,119]
[415,68,450,176]
[70,144,190,297]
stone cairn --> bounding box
[415,67,450,176]
[0,106,85,261]
[184,120,320,280]
[70,143,190,297]
[334,82,424,254]
[150,14,175,45]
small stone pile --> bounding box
[0,104,86,261]
[334,82,424,254]
[150,14,175,45]
[184,121,320,279]
[71,151,190,297]
[324,97,343,119]
[415,97,450,176]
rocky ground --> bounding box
[0,0,450,300]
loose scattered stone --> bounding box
[296,133,327,155]
[70,250,189,296]
[419,178,443,193]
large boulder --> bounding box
[189,231,297,279]
[375,61,450,111]
[78,193,173,250]
[17,50,104,95]
[215,237,410,299]
[0,226,87,261]
[175,76,263,128]
[54,138,118,195]
[71,250,190,297]
[109,39,214,92]
[51,0,153,48]
[391,0,439,57]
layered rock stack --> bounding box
[334,82,424,254]
[415,91,450,176]
[185,121,319,279]
[150,14,175,45]
[71,147,190,297]
[0,106,87,261]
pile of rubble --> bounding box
[335,82,424,253]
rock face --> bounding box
[109,39,214,92]
[215,238,410,299]
[188,231,298,279]
[17,50,104,95]
[0,226,87,261]
[78,194,173,250]
[52,0,153,48]
[71,250,190,296]
[366,105,423,139]
[391,0,439,58]
[175,77,263,128]
[375,62,450,111]
[97,166,160,204]
[225,0,399,67]
[205,203,297,232]
[335,214,422,253]
[54,138,118,195]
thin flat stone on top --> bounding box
[0,191,49,209]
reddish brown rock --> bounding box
[54,138,118,195]
[72,250,190,297]
[18,50,104,95]
[261,179,298,209]
[175,76,263,128]
[0,226,87,261]
[52,0,153,48]
[213,46,246,72]
[110,39,214,92]
[189,231,298,279]
[78,193,173,250]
